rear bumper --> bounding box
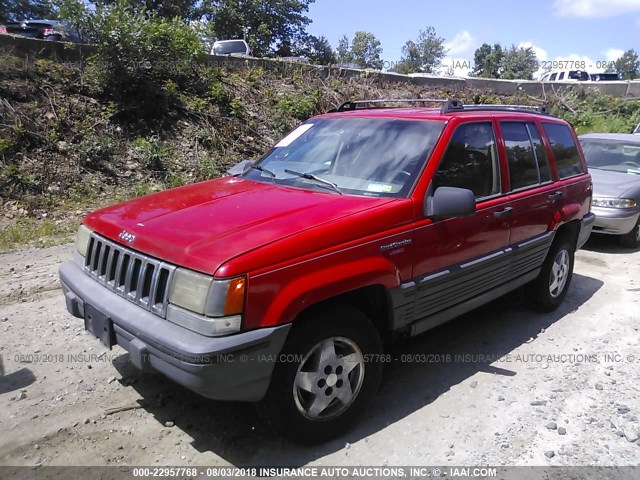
[577,212,596,249]
[59,256,290,402]
[591,207,640,236]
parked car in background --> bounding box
[580,133,640,248]
[210,39,251,56]
[591,72,622,81]
[0,19,82,43]
[540,70,590,82]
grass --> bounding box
[0,218,77,253]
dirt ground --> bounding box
[0,236,639,467]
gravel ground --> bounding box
[0,237,639,467]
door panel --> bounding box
[392,121,512,329]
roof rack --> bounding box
[441,101,550,115]
[331,98,449,112]
[329,98,550,116]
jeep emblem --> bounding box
[118,230,136,244]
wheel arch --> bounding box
[290,284,395,341]
[553,218,581,248]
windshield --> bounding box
[581,139,640,174]
[213,40,248,55]
[242,117,445,197]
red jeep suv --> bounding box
[59,99,594,443]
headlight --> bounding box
[592,197,637,209]
[75,225,92,256]
[169,268,246,316]
[168,268,246,336]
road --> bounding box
[0,237,639,467]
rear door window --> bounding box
[542,123,584,178]
[501,122,553,190]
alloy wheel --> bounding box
[293,336,365,421]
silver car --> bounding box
[210,39,251,57]
[579,133,640,248]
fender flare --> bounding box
[258,256,401,327]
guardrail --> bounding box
[2,34,640,98]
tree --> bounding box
[202,0,316,57]
[500,45,538,80]
[614,49,640,80]
[335,31,383,69]
[90,0,315,57]
[294,34,335,65]
[88,0,198,19]
[336,34,351,64]
[0,0,56,22]
[471,43,505,78]
[396,26,446,74]
[471,43,537,80]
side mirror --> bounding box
[226,159,253,176]
[425,186,476,219]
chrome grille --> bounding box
[84,233,176,318]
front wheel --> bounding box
[265,305,382,444]
[619,218,640,249]
[529,238,575,312]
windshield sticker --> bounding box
[275,124,314,147]
[367,183,393,193]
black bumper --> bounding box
[59,256,290,402]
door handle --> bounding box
[494,207,514,218]
[548,191,563,200]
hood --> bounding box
[589,168,640,198]
[84,177,398,275]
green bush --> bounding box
[196,154,224,180]
[69,1,205,117]
[273,91,321,131]
[0,164,39,197]
[132,136,173,172]
[549,90,640,135]
[0,138,11,155]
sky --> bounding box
[305,0,640,77]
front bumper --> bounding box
[591,207,640,236]
[59,255,290,402]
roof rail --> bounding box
[440,101,550,115]
[331,98,449,112]
[328,98,551,116]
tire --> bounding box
[619,218,640,249]
[265,305,382,444]
[45,34,62,42]
[530,237,575,312]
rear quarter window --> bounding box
[542,123,584,179]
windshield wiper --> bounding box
[284,169,343,195]
[247,164,276,178]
